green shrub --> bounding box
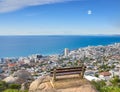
[8,84,21,89]
[0,81,8,91]
[101,86,120,92]
[91,80,106,91]
[4,89,28,92]
[3,89,19,92]
[95,73,98,77]
[110,76,120,86]
[91,80,120,92]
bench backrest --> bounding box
[50,66,86,81]
[50,67,82,75]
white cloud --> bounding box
[0,0,72,13]
[88,10,92,15]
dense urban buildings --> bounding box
[0,43,120,82]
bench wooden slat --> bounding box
[50,69,82,73]
[50,71,81,76]
[55,68,82,71]
[51,67,83,71]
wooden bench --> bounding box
[50,66,86,81]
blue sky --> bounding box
[0,0,120,35]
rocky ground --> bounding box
[29,75,98,92]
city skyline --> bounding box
[0,0,120,35]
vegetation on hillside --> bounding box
[0,80,28,92]
[3,89,28,92]
[91,76,120,92]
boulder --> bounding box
[3,70,33,84]
[3,75,17,83]
[29,76,97,92]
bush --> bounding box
[3,89,19,92]
[0,81,28,92]
[101,86,120,92]
[8,84,21,89]
[91,80,120,92]
[95,73,98,77]
[0,81,8,91]
[91,80,106,91]
[110,76,120,86]
[4,89,28,92]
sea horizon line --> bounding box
[0,34,120,36]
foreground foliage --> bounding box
[91,80,106,91]
[3,89,28,92]
[0,81,28,92]
[100,86,120,92]
[91,76,120,92]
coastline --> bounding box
[0,42,120,59]
[0,35,120,58]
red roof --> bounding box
[100,72,111,76]
[8,63,16,67]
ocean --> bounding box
[0,35,120,58]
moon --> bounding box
[88,10,92,15]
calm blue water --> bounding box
[0,35,120,58]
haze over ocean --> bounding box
[0,35,120,58]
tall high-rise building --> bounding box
[64,48,69,57]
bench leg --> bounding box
[81,66,85,79]
[53,68,56,81]
[81,72,84,79]
[79,73,83,79]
